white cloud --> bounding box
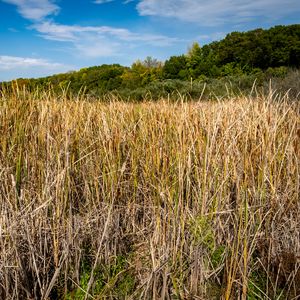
[1,0,59,20]
[0,55,65,70]
[136,0,300,26]
[32,21,179,45]
[31,21,180,58]
[0,55,73,80]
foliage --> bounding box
[1,24,299,99]
[64,255,135,299]
[163,55,189,79]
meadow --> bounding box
[0,87,299,299]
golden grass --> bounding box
[0,89,299,299]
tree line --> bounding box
[2,24,300,99]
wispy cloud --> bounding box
[93,0,135,4]
[0,55,66,70]
[0,55,72,80]
[31,21,180,58]
[8,27,19,32]
[2,0,180,59]
[137,0,300,26]
[1,0,59,21]
[196,32,226,42]
[93,0,114,4]
[32,21,180,45]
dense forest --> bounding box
[2,24,300,100]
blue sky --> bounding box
[0,0,299,81]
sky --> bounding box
[0,0,299,81]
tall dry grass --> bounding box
[0,88,299,299]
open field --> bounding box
[0,89,299,299]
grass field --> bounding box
[0,88,299,299]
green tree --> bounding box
[163,55,188,79]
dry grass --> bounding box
[0,88,299,299]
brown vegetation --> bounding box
[0,88,299,299]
